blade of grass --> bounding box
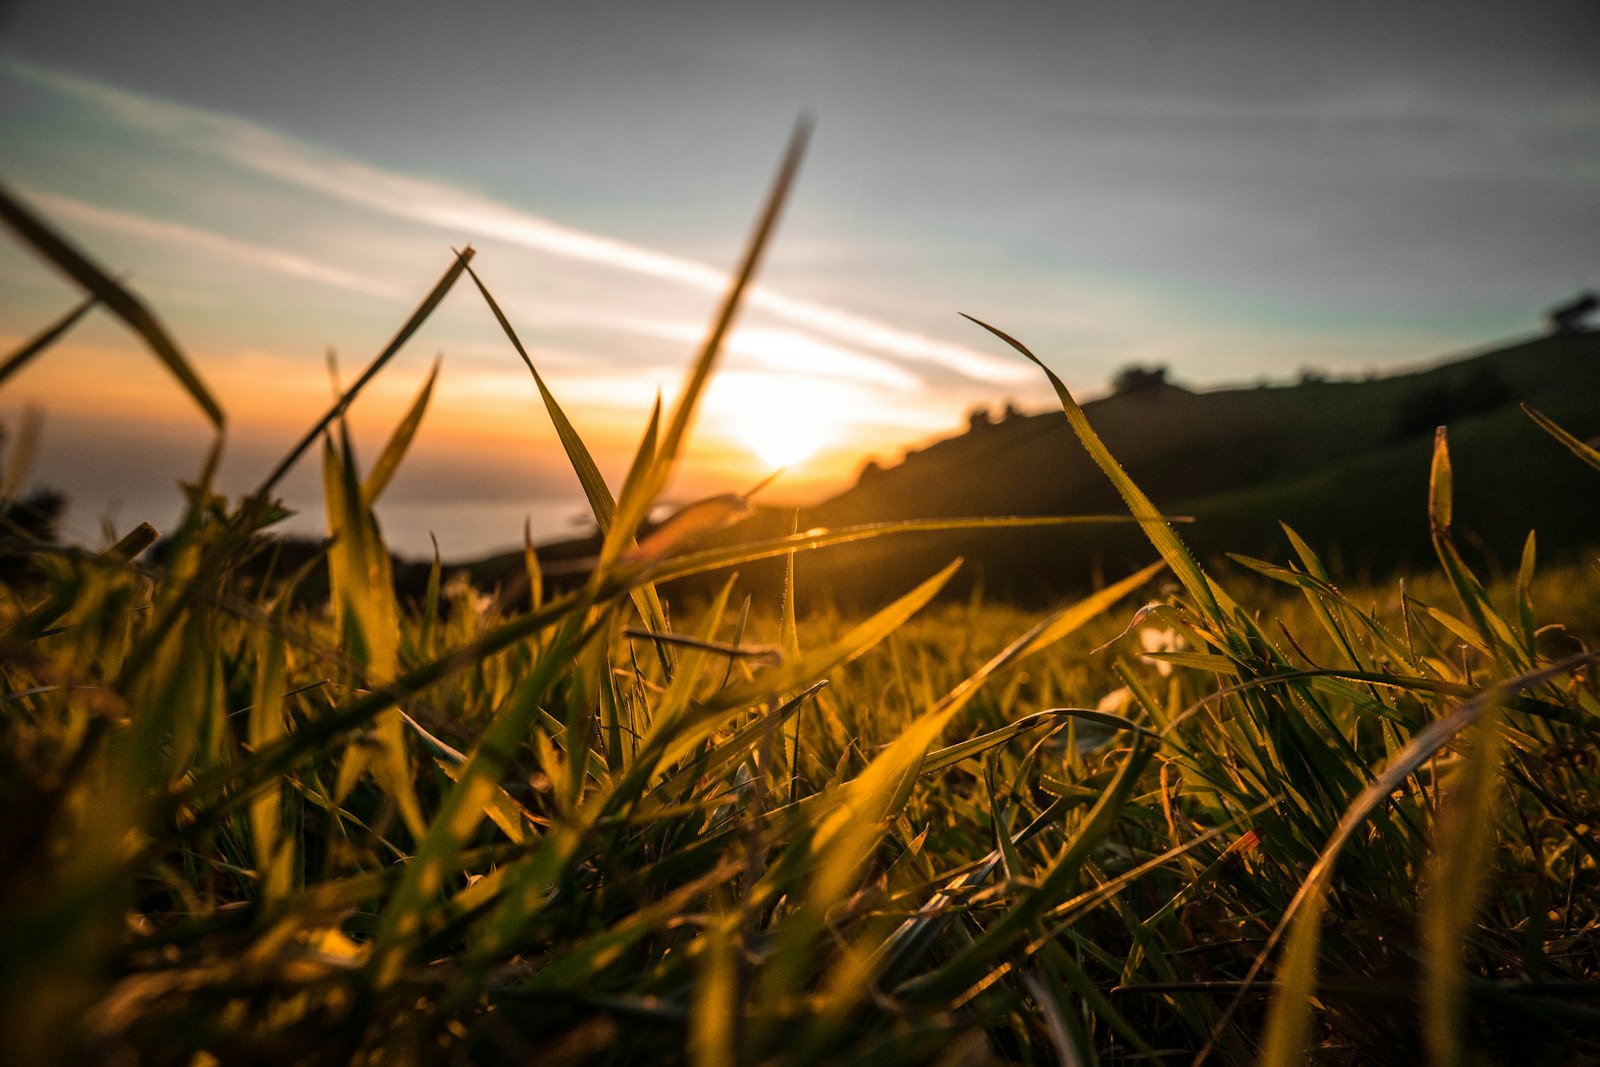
[599,119,811,572]
[0,181,223,428]
[1523,402,1600,472]
[1219,653,1599,1067]
[1422,705,1507,1066]
[255,248,473,496]
[0,294,98,387]
[362,357,440,506]
[962,313,1223,627]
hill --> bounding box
[466,328,1600,606]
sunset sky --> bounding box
[1,1,1595,558]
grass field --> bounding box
[3,145,1600,1066]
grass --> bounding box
[2,140,1599,1066]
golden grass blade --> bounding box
[1421,707,1507,1066]
[367,621,590,988]
[691,917,742,1067]
[637,514,1171,585]
[0,181,224,428]
[247,602,294,905]
[362,357,440,506]
[962,313,1224,625]
[321,429,425,839]
[605,561,960,814]
[1523,402,1600,472]
[459,254,677,652]
[600,118,811,571]
[460,256,618,528]
[1428,427,1452,537]
[255,248,473,495]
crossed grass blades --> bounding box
[2,128,1598,1066]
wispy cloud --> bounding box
[10,60,1035,386]
[627,320,924,391]
[14,186,410,301]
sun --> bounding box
[710,371,840,472]
[731,400,830,469]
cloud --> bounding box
[8,60,1036,386]
[625,320,924,391]
[12,187,410,301]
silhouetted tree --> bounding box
[1111,365,1168,395]
[1546,290,1597,333]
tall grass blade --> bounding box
[961,313,1223,626]
[1421,707,1507,1065]
[256,248,473,495]
[600,119,810,570]
[362,357,439,506]
[0,181,224,428]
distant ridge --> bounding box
[467,328,1600,606]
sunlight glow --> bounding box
[733,403,830,470]
[703,371,849,474]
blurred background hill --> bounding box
[464,320,1600,607]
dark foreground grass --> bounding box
[2,144,1599,1066]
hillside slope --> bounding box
[468,329,1600,606]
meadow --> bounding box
[2,136,1599,1065]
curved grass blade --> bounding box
[459,255,675,654]
[461,256,616,529]
[0,294,98,388]
[921,707,1156,777]
[1226,653,1599,1066]
[0,181,224,428]
[637,514,1172,585]
[605,560,961,818]
[961,313,1223,626]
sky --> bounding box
[0,1,1595,558]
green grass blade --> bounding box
[1240,653,1598,1065]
